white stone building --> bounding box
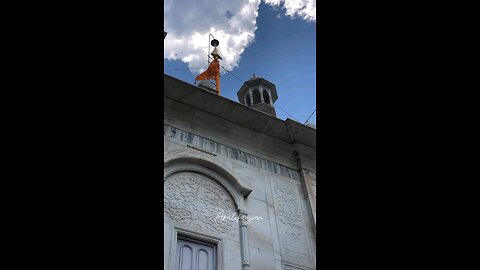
[164,73,316,270]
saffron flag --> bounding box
[195,59,220,81]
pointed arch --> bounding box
[164,148,252,212]
[252,89,261,104]
[263,89,270,104]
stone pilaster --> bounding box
[239,212,251,270]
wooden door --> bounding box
[175,238,215,270]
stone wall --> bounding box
[164,96,316,270]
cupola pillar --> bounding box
[237,74,278,117]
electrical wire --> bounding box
[165,67,203,71]
[218,65,303,122]
[165,63,310,124]
[274,104,301,122]
[219,65,245,83]
[304,109,316,124]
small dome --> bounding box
[237,75,278,103]
[211,47,223,60]
[248,73,259,80]
[236,74,278,117]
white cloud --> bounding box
[164,0,315,75]
[264,0,316,21]
[164,0,261,74]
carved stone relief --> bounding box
[164,124,300,180]
[164,172,238,235]
[283,263,311,270]
[275,182,304,239]
[274,181,311,266]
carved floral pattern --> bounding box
[274,181,312,266]
[284,264,310,270]
[164,172,237,234]
[274,182,304,240]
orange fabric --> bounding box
[195,59,220,81]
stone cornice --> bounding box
[164,123,302,181]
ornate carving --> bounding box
[274,182,304,240]
[283,264,310,270]
[164,124,300,180]
[274,181,311,266]
[164,172,237,234]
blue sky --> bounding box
[164,1,316,125]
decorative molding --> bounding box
[164,124,300,181]
[187,144,218,156]
[164,149,253,200]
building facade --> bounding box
[164,74,316,270]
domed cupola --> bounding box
[237,74,278,117]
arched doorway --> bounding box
[164,152,252,270]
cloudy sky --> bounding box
[164,0,316,125]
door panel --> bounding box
[176,238,215,270]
